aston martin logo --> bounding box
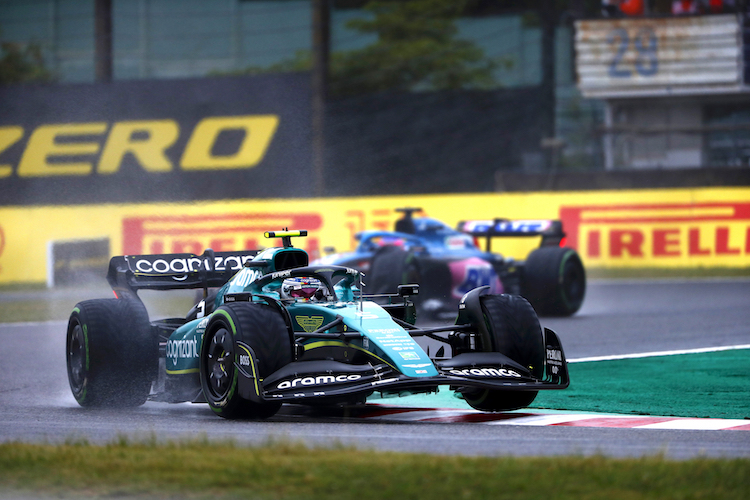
[296,315,325,333]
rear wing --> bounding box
[107,249,259,296]
[457,219,565,252]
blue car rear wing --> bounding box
[457,219,565,252]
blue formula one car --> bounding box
[316,208,586,319]
[66,230,569,419]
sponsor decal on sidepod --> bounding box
[166,339,199,364]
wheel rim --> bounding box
[206,327,235,399]
[67,322,86,392]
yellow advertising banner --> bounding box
[1,187,749,285]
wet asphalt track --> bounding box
[1,278,749,459]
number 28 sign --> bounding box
[607,27,658,78]
[576,15,741,97]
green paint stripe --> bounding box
[212,308,239,403]
[559,250,574,309]
[166,368,200,375]
[82,324,89,371]
[533,349,750,419]
[213,309,236,334]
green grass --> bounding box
[0,439,748,500]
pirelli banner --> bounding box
[0,74,311,205]
[0,187,748,285]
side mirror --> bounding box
[397,284,419,297]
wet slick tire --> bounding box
[66,299,156,407]
[522,246,586,316]
[368,245,451,318]
[463,294,544,412]
[200,302,292,419]
[367,245,415,294]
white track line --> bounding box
[361,408,750,430]
[364,409,475,421]
[485,413,597,426]
[636,418,750,431]
[569,344,750,363]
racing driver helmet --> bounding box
[280,277,326,301]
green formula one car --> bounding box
[66,230,569,419]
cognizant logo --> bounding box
[132,254,253,275]
[166,339,199,364]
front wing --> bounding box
[235,328,569,403]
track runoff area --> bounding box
[355,345,750,431]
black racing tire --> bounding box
[66,299,156,407]
[522,247,586,317]
[463,294,544,412]
[200,302,292,419]
[368,246,453,319]
[367,245,415,294]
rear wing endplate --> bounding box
[107,248,259,296]
[457,219,565,252]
